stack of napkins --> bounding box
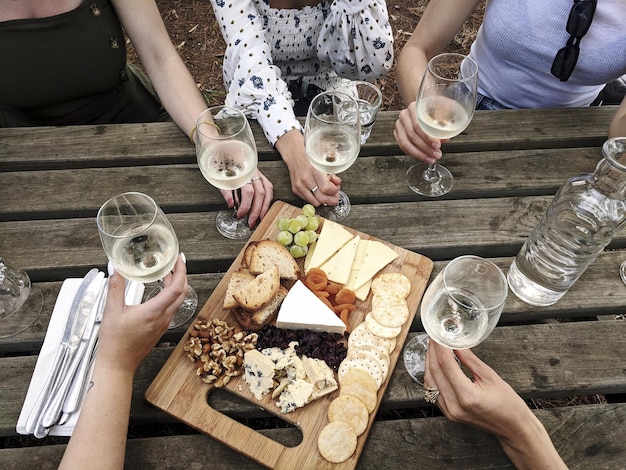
[16,277,144,436]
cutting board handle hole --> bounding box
[207,387,304,448]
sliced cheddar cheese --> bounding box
[306,220,354,273]
[319,235,360,285]
[353,241,398,291]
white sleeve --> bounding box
[210,0,302,145]
[317,0,394,80]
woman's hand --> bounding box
[96,255,188,376]
[220,169,273,229]
[275,129,341,207]
[394,102,445,164]
[424,341,567,469]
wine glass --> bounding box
[195,106,258,239]
[0,257,44,338]
[335,81,382,144]
[96,192,198,329]
[403,255,508,385]
[406,53,478,197]
[304,90,361,222]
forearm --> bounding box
[497,413,567,470]
[274,129,307,169]
[395,45,429,105]
[59,363,135,470]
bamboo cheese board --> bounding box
[145,200,433,469]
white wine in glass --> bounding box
[406,53,478,197]
[97,192,197,329]
[403,255,507,385]
[195,105,258,239]
[304,90,360,222]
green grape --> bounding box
[277,230,293,246]
[277,217,290,231]
[305,216,319,231]
[290,244,305,258]
[302,204,316,217]
[288,218,303,234]
[295,214,308,227]
[294,231,309,247]
[306,230,318,244]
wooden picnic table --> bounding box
[1,106,625,468]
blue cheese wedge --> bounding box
[277,378,315,413]
[276,280,346,334]
[243,349,276,400]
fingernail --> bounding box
[180,252,187,264]
[107,261,115,277]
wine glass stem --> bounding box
[424,163,439,182]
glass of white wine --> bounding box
[406,53,478,197]
[195,106,258,240]
[0,257,44,338]
[403,255,508,385]
[96,192,198,329]
[304,90,361,222]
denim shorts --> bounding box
[476,93,510,111]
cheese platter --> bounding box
[145,200,433,469]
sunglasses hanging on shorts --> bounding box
[551,0,597,82]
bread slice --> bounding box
[241,241,258,269]
[223,270,256,309]
[232,286,288,330]
[248,239,300,282]
[232,265,280,311]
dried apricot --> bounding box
[335,288,356,305]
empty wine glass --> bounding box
[304,90,361,222]
[195,106,258,239]
[335,81,382,144]
[0,257,43,338]
[403,255,507,385]
[406,53,478,197]
[96,192,198,329]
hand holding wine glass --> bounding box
[195,106,259,239]
[406,53,478,197]
[403,255,507,386]
[304,90,361,222]
[96,192,197,329]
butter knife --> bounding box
[38,271,105,433]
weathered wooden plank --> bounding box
[0,147,604,221]
[1,107,614,171]
[1,404,624,469]
[3,320,625,437]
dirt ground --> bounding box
[129,0,485,111]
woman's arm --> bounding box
[425,341,567,470]
[59,256,188,470]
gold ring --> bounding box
[251,176,261,182]
[424,386,440,404]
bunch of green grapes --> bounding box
[276,204,320,258]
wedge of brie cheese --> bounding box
[276,280,346,334]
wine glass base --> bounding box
[403,333,429,385]
[314,190,351,222]
[620,261,626,285]
[215,210,254,240]
[406,163,453,197]
[147,284,198,329]
[0,286,44,338]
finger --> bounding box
[146,255,187,311]
[258,175,274,219]
[220,189,235,209]
[103,262,126,314]
[245,179,265,228]
[394,123,434,164]
[453,348,497,385]
[235,183,254,222]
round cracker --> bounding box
[328,395,369,436]
[349,322,396,355]
[347,347,389,382]
[371,272,412,298]
[339,368,378,412]
[365,312,402,339]
[338,351,384,389]
[351,343,390,369]
[371,294,409,328]
[318,421,357,463]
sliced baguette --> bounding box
[232,265,280,311]
[248,239,300,282]
[241,241,258,269]
[223,270,256,309]
[232,285,288,330]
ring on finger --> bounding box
[310,186,319,194]
[424,386,440,405]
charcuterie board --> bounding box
[145,200,433,469]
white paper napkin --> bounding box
[16,276,144,436]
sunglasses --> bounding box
[551,0,597,82]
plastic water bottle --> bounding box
[508,137,626,306]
